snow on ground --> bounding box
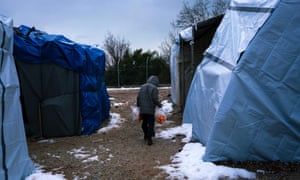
[67,147,99,163]
[97,113,125,133]
[25,163,65,180]
[26,93,256,180]
[156,123,192,143]
[157,124,255,180]
[25,172,65,180]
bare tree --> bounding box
[102,32,130,66]
[171,0,210,30]
[159,31,176,63]
[172,0,229,30]
[104,52,113,68]
[211,0,230,17]
[159,0,229,59]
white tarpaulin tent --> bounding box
[0,15,34,179]
[182,0,279,145]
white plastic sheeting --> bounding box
[183,0,279,145]
[206,0,279,66]
[0,15,35,179]
[179,26,193,41]
[169,42,180,104]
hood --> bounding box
[147,75,159,87]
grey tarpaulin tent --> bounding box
[0,15,34,179]
[181,0,300,162]
[204,0,300,162]
[183,0,278,145]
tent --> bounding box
[13,25,110,138]
[170,15,223,109]
[182,0,279,145]
[181,0,300,162]
[204,0,300,162]
[0,15,34,179]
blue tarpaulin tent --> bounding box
[13,25,110,136]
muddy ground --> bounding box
[27,88,300,180]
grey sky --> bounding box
[1,0,185,51]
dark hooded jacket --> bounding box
[137,75,161,115]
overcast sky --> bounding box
[1,0,186,52]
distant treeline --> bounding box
[105,48,170,87]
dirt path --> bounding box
[28,88,185,179]
[27,88,300,179]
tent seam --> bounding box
[229,6,275,13]
[0,20,8,180]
